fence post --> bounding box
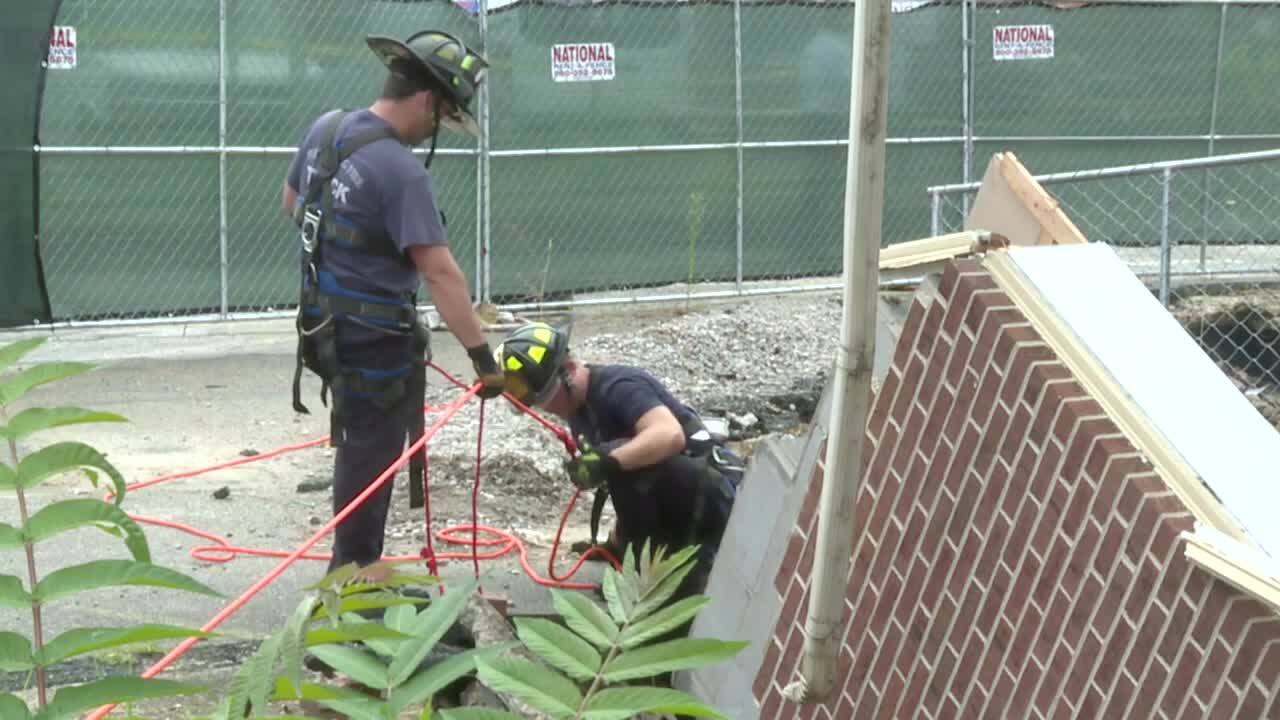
[480,0,492,304]
[962,0,974,216]
[1160,167,1172,306]
[475,146,483,303]
[734,0,745,293]
[930,189,940,237]
[218,0,229,318]
[1202,2,1228,273]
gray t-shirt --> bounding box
[286,108,446,300]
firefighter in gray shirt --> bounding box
[282,30,503,574]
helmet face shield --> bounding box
[528,368,567,409]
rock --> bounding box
[476,303,500,324]
[309,515,323,526]
[458,595,554,720]
[239,448,259,457]
[212,486,231,500]
[296,479,330,493]
[731,412,759,430]
[460,679,510,711]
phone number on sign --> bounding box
[553,63,614,81]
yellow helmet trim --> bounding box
[533,327,553,344]
[529,345,547,363]
[505,356,523,371]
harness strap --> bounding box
[589,487,610,547]
[407,325,430,510]
[325,220,401,258]
[305,111,347,206]
[292,110,416,448]
[302,285,415,327]
[295,120,403,261]
[291,317,310,414]
[293,110,348,419]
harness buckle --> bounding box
[300,208,322,253]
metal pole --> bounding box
[782,0,890,702]
[734,0,745,292]
[1202,2,1227,272]
[931,189,941,236]
[480,0,492,305]
[475,1,486,301]
[926,146,1280,194]
[218,0,229,318]
[1160,167,1172,306]
[475,140,483,298]
[961,0,973,217]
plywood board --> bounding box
[965,152,1089,247]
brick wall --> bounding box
[753,259,1280,719]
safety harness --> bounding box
[584,409,744,551]
[291,109,432,506]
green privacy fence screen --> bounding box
[22,0,1280,324]
[0,1,58,327]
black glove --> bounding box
[466,343,505,400]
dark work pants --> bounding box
[606,452,736,605]
[327,333,415,572]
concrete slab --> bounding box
[673,281,938,715]
[675,379,834,719]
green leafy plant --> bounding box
[216,560,511,719]
[0,337,220,718]
[440,542,747,720]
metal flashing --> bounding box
[1184,524,1280,615]
[985,249,1252,543]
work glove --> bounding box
[563,444,621,491]
[466,343,505,400]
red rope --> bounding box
[472,398,485,581]
[85,365,621,719]
[428,360,577,456]
[85,382,479,720]
[419,449,439,578]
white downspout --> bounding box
[782,0,891,702]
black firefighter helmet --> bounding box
[499,320,573,406]
[366,30,489,136]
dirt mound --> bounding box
[1172,288,1280,427]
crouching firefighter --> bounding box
[497,321,745,606]
[282,29,506,573]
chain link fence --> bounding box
[29,0,1280,324]
[929,148,1280,423]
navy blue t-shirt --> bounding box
[570,365,701,448]
[286,108,447,300]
